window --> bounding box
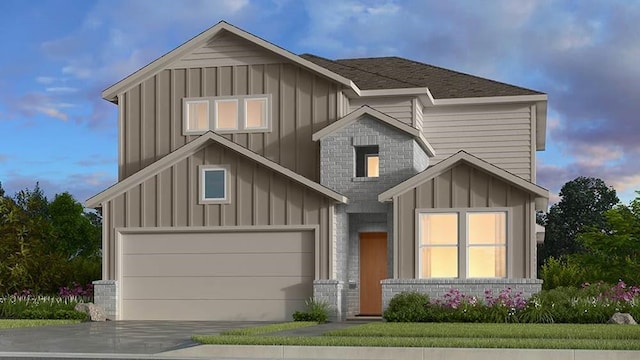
[185,100,209,132]
[355,146,379,177]
[184,95,270,134]
[200,165,229,204]
[418,210,507,279]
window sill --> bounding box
[352,177,379,182]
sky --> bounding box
[0,0,639,206]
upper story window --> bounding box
[355,146,379,178]
[184,95,271,134]
[418,209,507,279]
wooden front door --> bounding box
[359,232,387,315]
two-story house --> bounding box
[87,21,548,321]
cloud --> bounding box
[76,155,117,167]
[1,171,115,204]
[0,154,7,163]
[46,87,77,93]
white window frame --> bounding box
[184,100,210,134]
[415,208,511,279]
[199,165,230,204]
[183,95,271,135]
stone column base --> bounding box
[92,280,118,320]
[313,280,345,322]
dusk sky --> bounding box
[1,0,639,206]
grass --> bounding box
[0,319,81,329]
[221,321,318,336]
[193,322,640,350]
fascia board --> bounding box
[431,94,547,106]
[379,151,548,202]
[103,21,359,102]
[536,101,547,151]
[86,132,348,208]
[358,87,431,97]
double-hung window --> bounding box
[418,209,508,279]
[184,95,270,134]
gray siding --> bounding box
[423,104,533,180]
[395,163,533,279]
[119,62,341,182]
[170,30,282,68]
[349,97,414,125]
[103,142,333,280]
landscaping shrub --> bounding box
[383,292,430,322]
[383,282,640,324]
[540,257,586,290]
[292,298,331,323]
[0,295,88,320]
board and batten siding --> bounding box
[102,142,333,281]
[394,163,534,279]
[423,104,533,181]
[118,32,342,183]
[349,97,415,125]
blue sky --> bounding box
[1,0,639,205]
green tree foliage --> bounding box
[570,192,640,285]
[538,177,618,267]
[0,184,100,294]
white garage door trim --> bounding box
[114,225,319,320]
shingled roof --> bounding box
[300,54,543,99]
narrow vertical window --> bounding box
[355,146,379,178]
[200,166,229,204]
[215,100,239,130]
[186,100,209,132]
[467,212,507,278]
[419,213,459,278]
[245,98,268,129]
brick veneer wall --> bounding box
[313,280,344,321]
[92,280,117,320]
[381,279,543,311]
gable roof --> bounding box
[102,21,360,102]
[312,106,436,157]
[300,54,543,99]
[378,150,548,210]
[86,132,348,207]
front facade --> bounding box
[88,21,548,321]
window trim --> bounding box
[415,208,511,279]
[354,145,380,179]
[183,95,271,135]
[199,165,230,204]
[184,99,210,134]
[365,153,380,177]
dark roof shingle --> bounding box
[300,54,543,99]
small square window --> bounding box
[245,98,268,129]
[215,100,239,130]
[200,166,229,203]
[355,146,379,177]
[185,100,209,132]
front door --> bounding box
[359,232,387,315]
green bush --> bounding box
[292,298,330,323]
[383,292,430,322]
[0,295,85,319]
[540,257,586,290]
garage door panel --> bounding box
[123,252,314,277]
[120,229,314,320]
[124,231,314,254]
[123,299,307,321]
[122,276,313,300]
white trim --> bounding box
[214,98,239,131]
[199,165,230,204]
[415,208,511,280]
[184,99,210,134]
[117,94,124,178]
[244,97,270,131]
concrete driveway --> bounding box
[0,320,270,356]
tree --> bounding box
[48,192,101,258]
[538,177,619,267]
[571,192,640,285]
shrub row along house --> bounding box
[87,21,549,321]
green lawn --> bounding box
[0,319,81,329]
[193,322,640,350]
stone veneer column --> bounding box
[313,280,345,322]
[92,280,117,320]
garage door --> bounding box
[119,230,314,320]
